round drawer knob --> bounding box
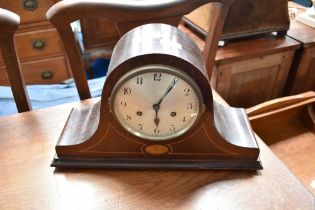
[23,0,37,10]
[41,70,54,80]
[32,40,46,50]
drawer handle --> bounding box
[41,70,54,80]
[32,40,46,50]
[23,0,38,10]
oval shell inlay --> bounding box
[144,145,169,155]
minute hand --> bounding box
[155,77,179,106]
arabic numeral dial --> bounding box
[111,65,203,141]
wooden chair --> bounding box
[0,8,31,112]
[46,0,234,100]
[246,91,315,195]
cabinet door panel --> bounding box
[80,17,120,50]
[228,66,279,107]
[213,51,294,108]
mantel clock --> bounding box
[51,23,261,170]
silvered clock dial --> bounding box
[111,65,203,141]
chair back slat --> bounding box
[0,9,31,112]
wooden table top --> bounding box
[0,96,314,210]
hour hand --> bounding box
[154,116,160,127]
[153,104,160,127]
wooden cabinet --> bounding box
[0,0,71,85]
[80,17,120,52]
[211,35,300,108]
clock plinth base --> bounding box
[51,155,262,170]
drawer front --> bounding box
[0,56,71,85]
[0,0,57,24]
[15,29,64,62]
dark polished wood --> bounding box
[0,94,314,209]
[0,9,31,112]
[53,23,260,170]
[183,0,290,40]
[46,0,234,100]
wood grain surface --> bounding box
[0,0,57,24]
[0,55,71,85]
[0,95,313,210]
[14,28,65,62]
[247,92,315,196]
[0,8,31,112]
[0,0,71,86]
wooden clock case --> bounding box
[51,23,261,170]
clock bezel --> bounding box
[110,64,204,141]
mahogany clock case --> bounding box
[52,24,261,170]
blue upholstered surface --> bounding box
[293,0,313,7]
[0,76,106,116]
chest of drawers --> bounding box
[0,0,71,85]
